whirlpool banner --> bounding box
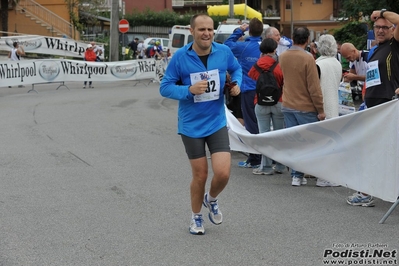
[0,58,158,87]
[0,35,103,59]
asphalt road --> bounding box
[0,80,397,266]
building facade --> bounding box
[126,0,343,39]
[3,0,77,38]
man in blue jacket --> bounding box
[224,18,263,168]
[160,14,242,235]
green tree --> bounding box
[335,1,399,49]
[341,0,399,21]
[334,22,368,50]
[65,0,105,38]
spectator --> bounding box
[152,41,164,59]
[83,44,97,89]
[145,40,155,58]
[279,27,326,186]
[309,41,320,60]
[347,9,399,207]
[314,34,342,187]
[91,41,104,62]
[336,41,350,72]
[8,42,26,88]
[160,14,242,235]
[129,38,139,59]
[224,17,264,169]
[137,40,145,59]
[248,38,286,175]
[340,42,368,89]
[264,27,292,56]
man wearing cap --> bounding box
[152,40,164,59]
[83,43,97,89]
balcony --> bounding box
[172,0,223,7]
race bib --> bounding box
[190,69,220,103]
[366,61,381,88]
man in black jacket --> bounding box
[129,38,139,59]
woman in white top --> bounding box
[316,34,342,119]
[315,34,342,187]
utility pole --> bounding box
[109,0,119,61]
[229,0,234,18]
[290,0,294,38]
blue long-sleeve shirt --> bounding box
[160,42,242,138]
[224,28,262,93]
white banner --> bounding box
[0,35,102,59]
[0,58,158,87]
[226,100,399,203]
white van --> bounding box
[143,37,169,53]
[214,19,269,44]
[168,25,193,57]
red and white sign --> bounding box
[118,19,129,34]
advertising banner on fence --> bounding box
[0,35,103,59]
[0,58,158,87]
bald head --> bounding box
[340,43,358,62]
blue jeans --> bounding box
[255,102,285,172]
[282,109,319,178]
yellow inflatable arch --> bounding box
[207,4,262,21]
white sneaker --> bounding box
[252,167,274,175]
[292,177,307,186]
[189,215,205,235]
[203,193,223,225]
[316,178,339,187]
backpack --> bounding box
[145,45,154,58]
[149,47,156,57]
[253,61,281,106]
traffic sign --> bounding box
[119,19,129,34]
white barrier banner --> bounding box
[0,35,103,59]
[0,58,157,87]
[226,100,399,203]
[226,107,262,154]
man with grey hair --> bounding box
[264,26,292,55]
[345,9,399,207]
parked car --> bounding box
[143,37,169,53]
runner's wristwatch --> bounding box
[380,9,387,18]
